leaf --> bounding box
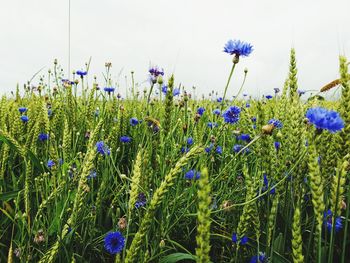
[48,216,61,236]
[48,201,64,235]
[0,190,21,201]
[160,253,196,263]
[273,232,284,253]
[0,207,15,223]
[271,251,291,263]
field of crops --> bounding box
[0,43,350,262]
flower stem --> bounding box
[232,70,248,103]
[341,183,350,263]
[221,63,236,111]
[131,71,135,99]
[146,83,154,115]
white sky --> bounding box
[0,0,349,98]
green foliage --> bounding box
[0,56,349,263]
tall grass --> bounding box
[0,53,349,263]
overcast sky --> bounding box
[1,0,349,98]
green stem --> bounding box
[318,227,322,263]
[341,183,350,263]
[131,71,135,99]
[159,83,162,102]
[306,216,316,262]
[328,167,342,263]
[232,70,248,103]
[146,83,155,115]
[221,63,236,111]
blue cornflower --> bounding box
[20,115,29,123]
[197,107,205,116]
[250,253,267,263]
[334,217,343,232]
[327,221,333,232]
[104,231,125,255]
[217,97,223,103]
[87,170,97,179]
[213,109,221,115]
[223,40,253,57]
[38,133,49,141]
[162,85,168,94]
[104,87,115,93]
[135,193,147,208]
[173,88,180,96]
[262,174,276,195]
[324,209,343,232]
[207,122,218,129]
[130,117,139,126]
[47,160,55,169]
[62,79,75,85]
[232,233,238,243]
[19,107,27,114]
[298,89,305,95]
[265,95,273,99]
[184,170,200,180]
[238,134,250,142]
[251,116,257,122]
[216,146,222,155]
[187,137,194,145]
[268,119,283,128]
[96,141,111,156]
[120,136,132,143]
[274,141,281,151]
[205,143,214,153]
[149,66,164,77]
[222,106,241,124]
[324,209,332,218]
[76,70,87,77]
[181,147,189,154]
[246,103,250,108]
[306,107,344,133]
[240,236,248,245]
[233,144,250,154]
[149,75,158,84]
[263,174,268,189]
[233,144,243,153]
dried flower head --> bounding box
[118,217,127,230]
[34,229,45,244]
[221,200,233,211]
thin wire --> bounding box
[68,0,71,77]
